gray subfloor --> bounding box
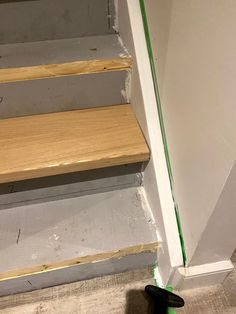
[0,254,235,313]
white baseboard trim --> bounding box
[171,260,234,290]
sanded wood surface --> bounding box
[0,105,149,183]
[0,58,132,83]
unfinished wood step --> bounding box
[0,104,149,184]
[0,58,131,84]
[0,187,159,296]
[0,34,131,119]
[0,35,131,84]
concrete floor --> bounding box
[0,255,235,313]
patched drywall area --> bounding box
[147,0,236,264]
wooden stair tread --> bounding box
[0,35,132,83]
[0,104,150,183]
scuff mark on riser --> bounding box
[0,71,129,119]
[0,0,116,44]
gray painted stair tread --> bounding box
[0,34,129,69]
[0,187,158,273]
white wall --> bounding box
[118,0,183,285]
[145,0,172,97]
[146,0,236,265]
[191,162,236,265]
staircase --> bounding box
[0,0,161,296]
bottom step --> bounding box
[0,187,159,296]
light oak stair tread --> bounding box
[0,104,150,183]
[0,34,131,83]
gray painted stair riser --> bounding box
[0,164,143,209]
[0,0,116,44]
[0,252,156,297]
[0,71,130,119]
[0,35,128,69]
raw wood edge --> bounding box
[0,242,160,282]
[0,58,132,83]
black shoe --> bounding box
[145,285,184,314]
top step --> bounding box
[0,104,149,183]
[0,0,116,44]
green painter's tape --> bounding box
[168,308,177,314]
[166,287,176,314]
[139,0,187,266]
[152,266,158,287]
[150,275,176,314]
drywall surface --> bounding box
[147,0,236,264]
[190,162,236,266]
[145,0,173,97]
[118,0,183,287]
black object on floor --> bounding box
[145,285,185,314]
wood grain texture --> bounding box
[0,58,132,83]
[0,242,158,282]
[0,104,149,183]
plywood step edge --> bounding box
[0,242,160,282]
[0,57,132,83]
[0,104,150,184]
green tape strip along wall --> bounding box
[139,0,187,266]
